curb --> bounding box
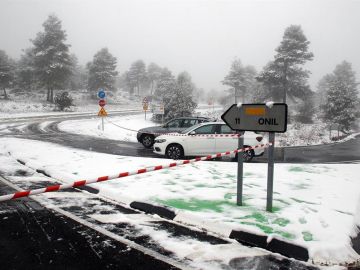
[128,200,309,262]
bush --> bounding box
[54,91,74,111]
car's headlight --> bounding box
[155,139,166,143]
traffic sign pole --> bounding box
[237,131,244,206]
[266,132,275,212]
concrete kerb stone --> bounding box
[129,200,310,262]
[129,201,177,220]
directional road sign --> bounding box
[221,103,288,133]
[98,89,106,99]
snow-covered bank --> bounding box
[56,112,359,148]
[0,137,359,265]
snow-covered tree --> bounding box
[257,25,313,103]
[322,61,359,131]
[163,71,197,120]
[127,60,147,96]
[222,58,257,103]
[0,50,15,99]
[68,54,87,90]
[147,62,162,96]
[87,48,118,97]
[295,91,315,123]
[16,48,36,91]
[31,14,73,102]
[153,69,197,120]
[154,68,176,98]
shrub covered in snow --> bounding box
[54,91,74,111]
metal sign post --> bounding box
[143,97,148,120]
[237,131,244,206]
[267,132,275,211]
[221,103,287,212]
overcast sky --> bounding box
[0,0,359,91]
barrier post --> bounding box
[237,131,244,206]
[266,132,275,212]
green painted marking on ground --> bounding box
[238,212,268,223]
[157,198,236,213]
[273,217,290,227]
[289,166,304,172]
[194,183,207,188]
[240,221,273,234]
[289,182,310,190]
[299,217,307,224]
[302,231,313,241]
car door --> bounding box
[215,124,238,153]
[186,124,216,156]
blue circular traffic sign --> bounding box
[98,89,106,99]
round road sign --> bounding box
[99,99,106,107]
[98,89,106,99]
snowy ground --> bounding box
[0,137,359,266]
[56,111,359,147]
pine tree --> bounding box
[127,60,147,96]
[322,61,359,131]
[16,48,36,91]
[87,48,118,97]
[147,62,162,96]
[222,58,257,103]
[31,14,73,102]
[164,72,197,120]
[154,68,176,99]
[295,90,315,123]
[257,25,313,103]
[0,50,14,99]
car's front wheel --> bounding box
[165,144,184,160]
[141,134,155,148]
[233,147,254,162]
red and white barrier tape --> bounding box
[105,118,242,137]
[0,143,271,202]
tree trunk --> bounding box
[283,62,288,104]
[47,89,50,102]
[3,88,8,99]
[50,89,54,103]
[150,80,154,96]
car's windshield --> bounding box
[181,123,203,134]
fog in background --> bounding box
[1,0,359,91]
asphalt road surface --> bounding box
[1,112,359,163]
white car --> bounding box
[153,122,266,161]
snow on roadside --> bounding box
[58,113,155,142]
[56,112,359,148]
[0,137,359,265]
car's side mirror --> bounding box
[189,131,196,135]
